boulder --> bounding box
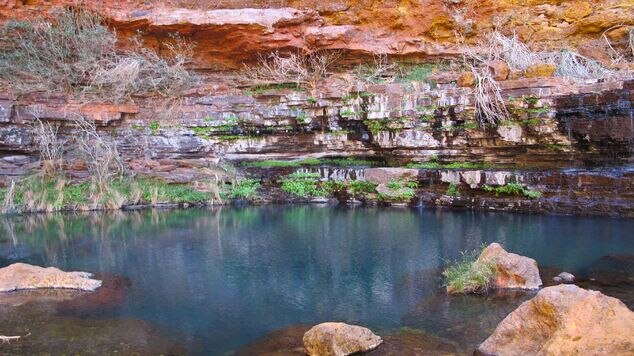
[553,272,575,284]
[477,285,634,355]
[0,263,102,292]
[303,322,383,356]
[363,168,419,185]
[477,243,542,290]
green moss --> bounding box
[526,106,551,115]
[243,83,303,96]
[296,111,311,124]
[242,157,375,168]
[442,246,496,294]
[522,95,540,106]
[545,143,568,151]
[407,160,492,170]
[218,135,242,142]
[482,183,541,199]
[340,109,357,117]
[149,121,160,135]
[398,63,434,82]
[520,118,542,126]
[307,97,317,104]
[192,126,214,139]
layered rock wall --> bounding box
[2,0,633,67]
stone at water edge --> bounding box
[303,322,383,356]
[0,263,102,292]
[477,243,542,290]
[477,284,634,355]
[553,271,575,284]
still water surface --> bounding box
[1,206,633,355]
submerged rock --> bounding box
[303,322,383,356]
[0,263,102,292]
[477,285,634,355]
[366,328,459,356]
[553,272,575,284]
[477,243,542,290]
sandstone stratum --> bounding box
[1,0,633,68]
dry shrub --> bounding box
[484,31,541,71]
[2,180,16,214]
[0,7,198,101]
[354,54,398,83]
[71,115,124,195]
[30,114,67,176]
[474,31,616,80]
[242,51,340,89]
[602,25,634,65]
[91,35,199,102]
[548,50,614,80]
[470,65,509,126]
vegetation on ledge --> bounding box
[483,183,542,199]
[242,157,376,168]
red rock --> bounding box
[458,72,475,87]
[485,60,510,81]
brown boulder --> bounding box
[0,263,102,292]
[478,285,634,355]
[477,243,542,290]
[303,322,383,356]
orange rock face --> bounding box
[478,285,634,355]
[525,63,558,78]
[1,0,632,68]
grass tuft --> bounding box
[443,246,496,294]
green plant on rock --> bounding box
[296,111,311,124]
[280,172,329,198]
[442,246,496,294]
[149,121,160,135]
[398,63,434,82]
[348,180,378,198]
[482,183,541,199]
[228,179,261,200]
[379,179,418,201]
[446,183,461,197]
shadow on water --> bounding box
[0,206,633,355]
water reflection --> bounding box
[1,207,633,355]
